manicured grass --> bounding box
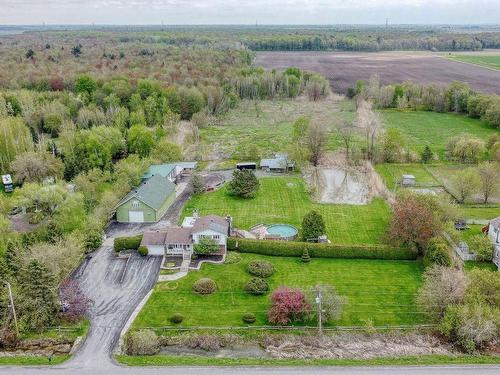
[133,253,424,329]
[447,54,500,70]
[116,354,500,367]
[182,177,391,245]
[201,97,356,159]
[458,206,500,221]
[375,163,440,191]
[380,110,497,159]
[0,355,69,366]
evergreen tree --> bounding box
[18,260,59,331]
[421,145,433,164]
[227,169,260,199]
[301,210,325,242]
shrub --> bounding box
[185,334,221,351]
[114,235,143,252]
[138,246,148,256]
[227,169,259,199]
[228,238,416,260]
[247,260,275,278]
[423,237,452,268]
[242,313,256,324]
[468,234,494,262]
[170,313,184,324]
[193,278,217,295]
[244,277,269,295]
[125,330,159,356]
[194,237,219,255]
[301,249,311,263]
[224,252,241,264]
[268,286,310,325]
[0,328,18,349]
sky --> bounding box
[1,0,500,25]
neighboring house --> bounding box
[142,162,197,183]
[260,154,294,172]
[487,216,500,270]
[115,174,176,223]
[141,215,231,258]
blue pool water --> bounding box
[267,224,298,239]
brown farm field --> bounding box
[255,51,500,94]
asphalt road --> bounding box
[0,365,499,375]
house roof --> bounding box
[117,174,175,211]
[143,162,197,179]
[141,231,167,246]
[164,227,193,244]
[192,215,229,235]
[491,216,500,230]
[260,154,293,169]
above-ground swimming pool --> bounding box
[266,224,299,241]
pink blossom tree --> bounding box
[267,286,310,325]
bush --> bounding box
[244,277,269,295]
[423,237,452,268]
[268,286,310,325]
[138,246,148,256]
[224,252,241,264]
[125,330,159,356]
[242,313,256,324]
[227,169,260,199]
[301,249,311,263]
[193,278,217,295]
[228,238,416,260]
[114,235,143,252]
[170,313,184,324]
[247,260,275,278]
[469,234,494,262]
[302,210,325,242]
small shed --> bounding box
[2,174,13,193]
[401,174,416,187]
[236,162,256,170]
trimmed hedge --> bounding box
[227,238,417,260]
[114,235,143,252]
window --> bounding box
[131,200,140,208]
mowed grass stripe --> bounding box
[182,177,391,245]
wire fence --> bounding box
[135,324,437,333]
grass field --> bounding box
[447,54,500,70]
[375,163,440,192]
[458,205,500,220]
[380,110,497,159]
[0,355,69,366]
[133,253,424,329]
[116,354,500,367]
[201,97,357,160]
[182,177,391,245]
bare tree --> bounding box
[477,162,499,204]
[338,121,355,161]
[356,99,380,161]
[307,122,328,166]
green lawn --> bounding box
[182,177,391,245]
[458,205,500,220]
[0,355,69,366]
[447,54,500,70]
[133,253,424,329]
[375,163,440,191]
[464,261,498,272]
[380,110,497,159]
[116,354,500,367]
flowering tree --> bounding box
[59,279,91,322]
[267,286,310,325]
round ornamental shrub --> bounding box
[170,313,184,324]
[242,313,256,324]
[193,278,217,295]
[247,260,275,278]
[138,246,148,256]
[244,277,269,295]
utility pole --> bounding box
[5,282,19,336]
[315,287,323,335]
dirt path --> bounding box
[65,247,162,369]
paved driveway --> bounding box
[66,246,162,369]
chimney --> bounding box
[226,215,232,236]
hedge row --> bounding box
[114,235,143,252]
[227,238,417,260]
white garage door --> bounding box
[128,210,144,223]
